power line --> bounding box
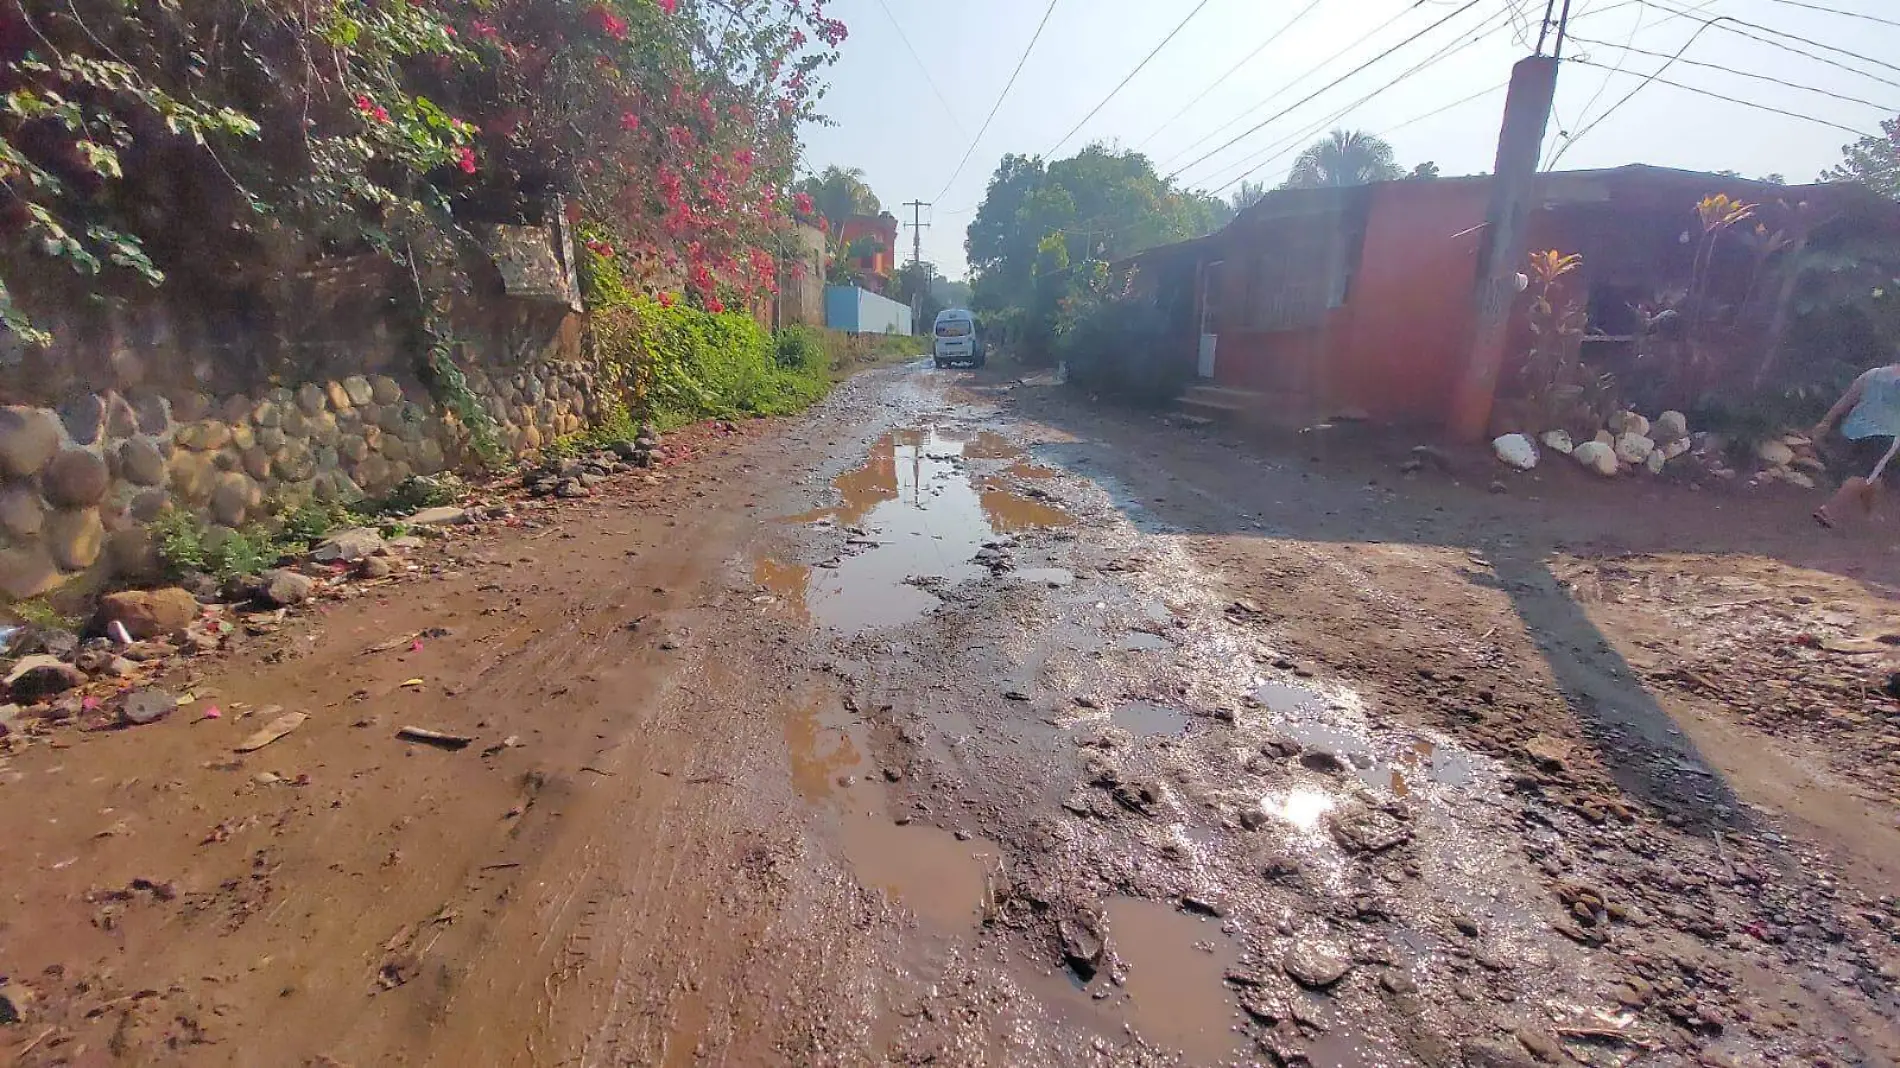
[933,0,1062,201]
[1566,34,1900,110]
[1546,16,1719,168]
[1636,0,1900,79]
[1755,0,1900,30]
[870,0,966,136]
[1133,0,1330,151]
[1189,7,1512,189]
[1167,0,1488,182]
[1156,3,1424,173]
[1046,0,1218,157]
[1565,0,1646,155]
[1195,6,1515,193]
[1563,56,1876,135]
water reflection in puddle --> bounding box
[766,428,1073,634]
[1112,701,1191,737]
[1104,898,1242,1064]
[840,813,999,930]
[1119,631,1171,652]
[782,693,864,801]
[1269,788,1339,831]
[1253,679,1475,798]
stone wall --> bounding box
[0,225,619,601]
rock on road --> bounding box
[3,360,1897,1067]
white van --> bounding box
[932,308,984,369]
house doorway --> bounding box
[1197,259,1224,380]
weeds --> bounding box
[10,597,81,632]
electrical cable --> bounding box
[1194,6,1515,192]
[1637,0,1900,78]
[1187,8,1512,189]
[1545,16,1720,168]
[1156,2,1425,173]
[1563,56,1875,135]
[871,0,966,135]
[1566,34,1900,110]
[1755,0,1900,30]
[1133,0,1330,151]
[1046,0,1219,157]
[1167,0,1488,182]
[933,0,1062,201]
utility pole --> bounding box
[1446,10,1566,440]
[902,200,931,268]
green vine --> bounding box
[422,331,506,470]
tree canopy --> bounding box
[1283,130,1404,190]
[965,145,1227,313]
[794,165,883,235]
[1821,116,1899,199]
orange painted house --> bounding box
[838,213,899,294]
[1124,165,1899,433]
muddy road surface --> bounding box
[5,362,1898,1067]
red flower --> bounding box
[658,292,675,307]
[706,298,725,314]
[657,0,677,12]
[372,105,390,123]
[793,191,814,215]
[443,25,456,37]
[471,18,499,39]
[455,146,477,174]
[588,5,629,40]
[619,111,641,132]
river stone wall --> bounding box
[0,348,607,601]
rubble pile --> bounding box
[1491,410,1833,488]
[521,426,663,499]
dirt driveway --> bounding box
[3,362,1897,1067]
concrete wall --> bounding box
[824,285,913,336]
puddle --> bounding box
[841,813,1000,929]
[752,557,810,621]
[1268,787,1339,831]
[1103,898,1242,1063]
[783,694,864,802]
[771,428,1073,634]
[1003,459,1060,480]
[1254,680,1476,798]
[1111,701,1192,738]
[1119,632,1171,652]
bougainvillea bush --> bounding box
[0,0,846,343]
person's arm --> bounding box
[1814,370,1874,438]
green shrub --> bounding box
[151,509,288,581]
[1058,269,1187,406]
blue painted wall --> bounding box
[824,285,913,335]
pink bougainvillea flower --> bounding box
[471,18,499,39]
[588,5,629,39]
[455,146,477,174]
[658,292,675,307]
[619,111,641,132]
[372,105,390,123]
[705,298,725,313]
[657,0,678,13]
[793,191,814,214]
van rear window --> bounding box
[935,321,970,337]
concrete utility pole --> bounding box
[902,200,931,267]
[1445,54,1561,440]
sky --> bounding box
[797,0,1900,279]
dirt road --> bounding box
[5,362,1898,1067]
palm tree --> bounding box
[794,165,883,235]
[1230,179,1269,213]
[1283,130,1404,190]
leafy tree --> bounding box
[1408,161,1442,180]
[1283,130,1404,189]
[965,145,1225,315]
[1820,116,1898,198]
[1231,180,1269,213]
[795,165,884,235]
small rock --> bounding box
[1756,439,1795,466]
[1515,1027,1565,1064]
[1492,433,1538,470]
[1613,432,1655,465]
[312,527,385,563]
[1463,1039,1539,1068]
[1572,440,1619,477]
[1452,915,1481,937]
[1654,410,1688,442]
[1283,939,1352,988]
[1330,807,1410,853]
[260,568,315,607]
[555,479,589,499]
[1488,480,1508,494]
[1644,449,1666,475]
[1540,429,1574,455]
[118,687,178,726]
[1059,910,1106,979]
[404,506,467,527]
[358,556,394,579]
[5,656,85,701]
